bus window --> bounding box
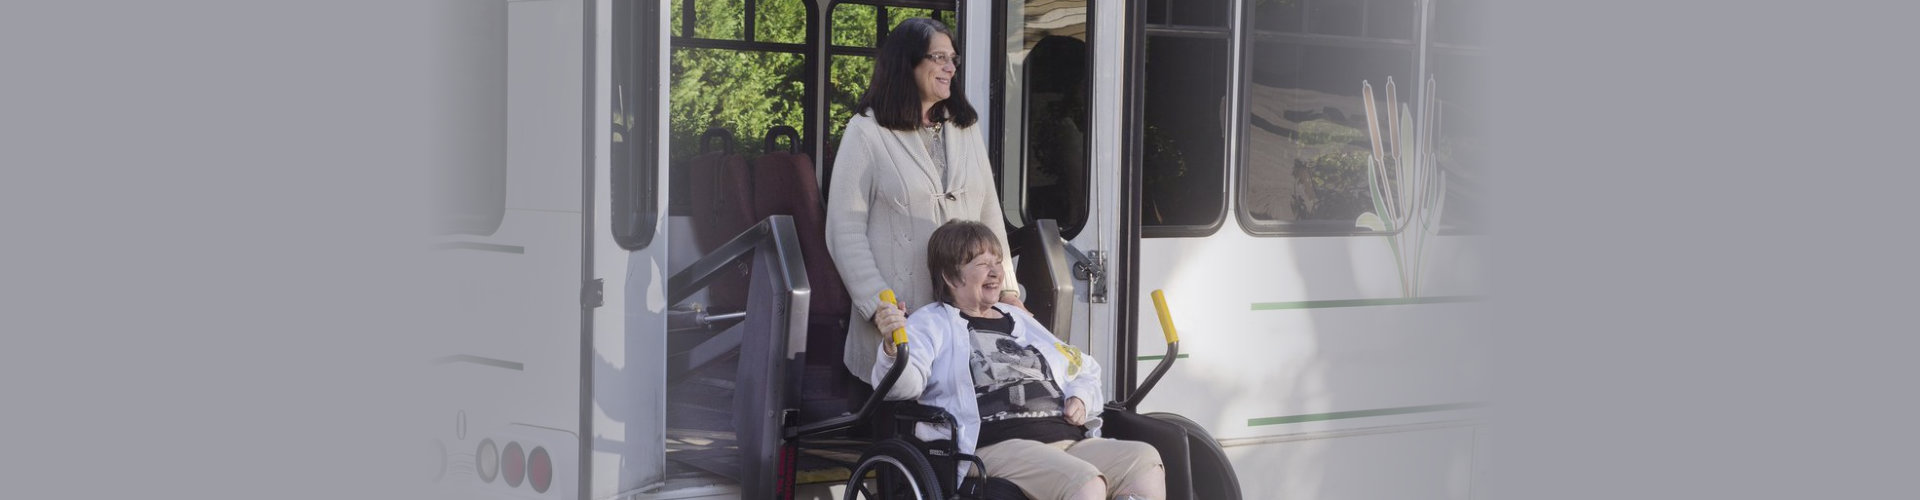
[825,2,878,155]
[1431,0,1489,233]
[1434,0,1488,47]
[668,0,813,215]
[431,1,506,237]
[1237,0,1417,235]
[995,0,1091,239]
[830,3,876,48]
[1365,0,1419,40]
[826,51,873,151]
[1308,0,1364,36]
[1293,0,1418,40]
[1145,0,1228,28]
[689,0,745,39]
[891,7,936,23]
[612,0,662,250]
[1253,0,1305,33]
[1140,0,1231,237]
[671,0,682,37]
[755,0,807,44]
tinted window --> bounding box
[1433,0,1488,46]
[1431,0,1489,233]
[1308,0,1364,36]
[1366,0,1418,40]
[1240,42,1413,233]
[612,0,661,249]
[1239,0,1420,235]
[999,0,1091,238]
[1140,36,1231,234]
[433,0,507,237]
[1171,0,1230,27]
[1253,0,1305,32]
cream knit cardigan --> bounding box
[825,113,1019,383]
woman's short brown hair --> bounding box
[926,219,1002,305]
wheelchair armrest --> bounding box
[884,401,963,444]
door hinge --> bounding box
[1073,250,1108,304]
[582,278,604,309]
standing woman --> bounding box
[827,17,1024,384]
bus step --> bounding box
[665,427,737,446]
[684,375,736,391]
[665,447,742,483]
[665,400,733,431]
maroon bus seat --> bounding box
[686,128,755,307]
[753,126,851,323]
[755,126,862,420]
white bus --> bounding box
[425,0,1487,498]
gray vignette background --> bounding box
[3,1,1916,498]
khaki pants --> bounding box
[973,438,1162,500]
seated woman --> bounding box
[871,219,1166,500]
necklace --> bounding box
[925,123,944,147]
[922,121,947,174]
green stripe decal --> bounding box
[1250,295,1484,311]
[1136,354,1190,361]
[1247,403,1484,426]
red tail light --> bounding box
[528,446,553,493]
[502,441,526,487]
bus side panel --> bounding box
[1134,219,1486,497]
[430,1,591,499]
[590,0,676,496]
[1222,426,1479,500]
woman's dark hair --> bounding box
[926,219,1001,305]
[856,17,978,130]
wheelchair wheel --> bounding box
[844,438,941,500]
[1147,412,1242,500]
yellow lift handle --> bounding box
[879,290,908,347]
[1151,289,1180,344]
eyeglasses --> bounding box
[922,52,962,67]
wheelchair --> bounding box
[669,214,1235,499]
[782,288,1239,500]
[782,288,1027,500]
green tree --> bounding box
[668,0,813,165]
[668,1,955,162]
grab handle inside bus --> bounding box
[1121,289,1182,411]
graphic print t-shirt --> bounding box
[960,308,1084,447]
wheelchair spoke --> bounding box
[844,438,936,500]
